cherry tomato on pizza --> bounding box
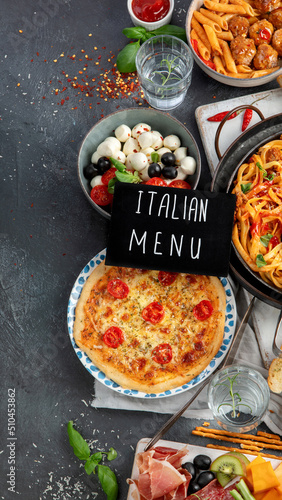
[193,300,213,321]
[103,326,124,348]
[158,271,178,286]
[152,343,172,364]
[107,279,129,299]
[90,184,113,206]
[142,301,165,324]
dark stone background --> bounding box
[1,0,280,498]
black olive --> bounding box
[162,166,177,179]
[193,454,212,471]
[97,156,111,174]
[182,462,197,480]
[197,471,215,488]
[148,163,162,178]
[188,481,201,494]
[83,163,99,180]
[161,152,176,166]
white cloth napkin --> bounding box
[91,287,282,435]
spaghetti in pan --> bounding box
[232,138,282,290]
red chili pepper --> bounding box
[207,110,239,122]
[242,108,253,131]
[259,28,271,42]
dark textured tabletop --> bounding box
[1,0,281,499]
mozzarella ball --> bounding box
[157,147,171,161]
[125,153,135,169]
[141,147,155,163]
[174,147,188,166]
[164,135,181,151]
[132,123,151,138]
[123,137,140,156]
[138,131,154,149]
[129,152,148,171]
[167,169,187,183]
[111,150,126,163]
[104,136,121,151]
[115,124,131,142]
[90,175,103,188]
[97,140,118,157]
[151,130,164,149]
[91,151,102,164]
[139,165,150,182]
[180,156,197,175]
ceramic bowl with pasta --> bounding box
[232,137,282,291]
[186,0,282,87]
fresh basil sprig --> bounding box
[108,157,141,193]
[67,421,118,500]
[116,24,187,73]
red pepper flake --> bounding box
[30,235,33,238]
[62,253,66,256]
[36,52,39,56]
[31,203,34,207]
[42,96,46,99]
[14,263,17,266]
[31,59,33,62]
[61,99,65,105]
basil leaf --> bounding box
[266,173,275,181]
[256,161,267,177]
[122,26,147,41]
[116,41,140,73]
[85,456,100,475]
[109,157,126,172]
[260,233,273,247]
[151,25,187,42]
[115,171,137,183]
[151,152,159,163]
[107,448,118,461]
[256,254,267,268]
[108,177,117,194]
[67,421,90,461]
[241,183,252,194]
[97,464,118,500]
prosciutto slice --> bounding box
[128,446,191,500]
[185,478,239,500]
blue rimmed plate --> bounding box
[67,249,237,398]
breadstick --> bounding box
[206,444,282,460]
[240,444,263,451]
[192,430,282,450]
[195,427,282,444]
[257,431,281,440]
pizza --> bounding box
[73,262,226,393]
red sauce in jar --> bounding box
[132,0,170,22]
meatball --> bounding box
[230,36,256,66]
[254,0,280,14]
[249,20,274,45]
[253,43,278,69]
[272,29,282,55]
[228,16,249,37]
[265,147,282,163]
[268,8,282,29]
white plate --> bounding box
[67,248,237,398]
[127,438,282,499]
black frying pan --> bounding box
[211,106,282,310]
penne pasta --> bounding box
[213,55,227,73]
[199,7,229,29]
[251,67,280,77]
[218,38,237,72]
[193,10,222,33]
[236,64,253,73]
[191,29,211,60]
[191,16,212,52]
[229,0,256,16]
[203,24,223,56]
[204,0,246,14]
[217,30,234,40]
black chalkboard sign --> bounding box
[106,183,236,277]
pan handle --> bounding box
[272,309,282,357]
[215,105,265,160]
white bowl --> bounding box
[185,0,282,87]
[127,0,174,31]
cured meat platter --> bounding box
[127,438,282,499]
